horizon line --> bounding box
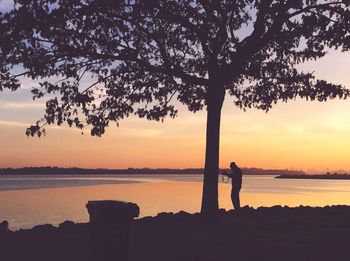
[0,166,349,174]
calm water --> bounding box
[1,174,350,230]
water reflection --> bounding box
[0,175,350,230]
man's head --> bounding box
[230,162,237,169]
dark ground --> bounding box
[1,205,350,261]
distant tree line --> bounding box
[0,167,305,175]
[277,172,350,180]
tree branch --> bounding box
[287,2,346,19]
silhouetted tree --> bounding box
[1,0,349,214]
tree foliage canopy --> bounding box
[1,0,349,137]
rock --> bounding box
[226,209,234,216]
[176,210,192,218]
[240,205,253,211]
[58,220,76,231]
[174,211,195,223]
[0,220,9,234]
[238,205,255,216]
[270,205,283,210]
[218,208,227,216]
[138,216,153,224]
[268,205,284,214]
[156,212,175,221]
[32,224,56,233]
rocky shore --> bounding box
[1,205,350,261]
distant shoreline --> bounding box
[0,167,305,176]
[276,173,350,180]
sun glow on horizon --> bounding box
[1,50,350,172]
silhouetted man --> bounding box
[223,162,243,211]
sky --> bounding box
[1,49,350,172]
[1,2,350,172]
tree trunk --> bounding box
[200,74,225,215]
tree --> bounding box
[1,0,349,214]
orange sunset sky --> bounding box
[1,49,350,172]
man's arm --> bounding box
[222,170,233,178]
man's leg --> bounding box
[235,191,240,210]
[231,190,241,210]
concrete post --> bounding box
[86,200,139,261]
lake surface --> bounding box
[1,174,350,230]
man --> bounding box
[223,162,243,211]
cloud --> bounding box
[0,120,73,131]
[120,127,164,137]
[0,120,29,127]
[0,101,45,110]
